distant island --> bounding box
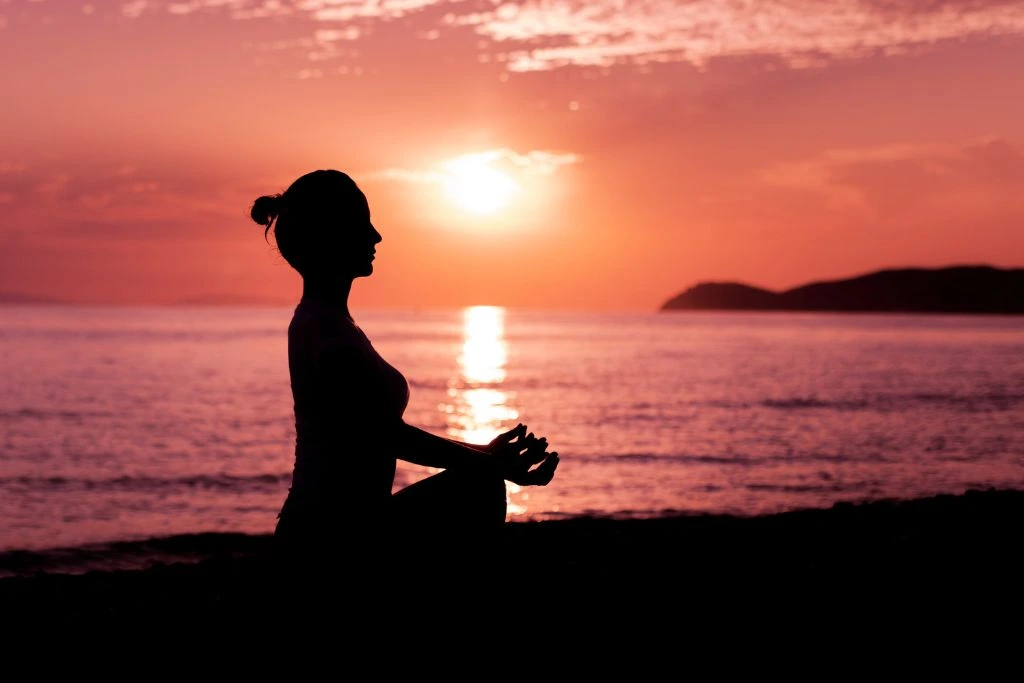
[0,292,64,305]
[660,265,1024,314]
[0,293,291,306]
[170,294,291,306]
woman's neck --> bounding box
[301,277,354,321]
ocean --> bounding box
[2,304,1023,562]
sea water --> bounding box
[1,305,1023,554]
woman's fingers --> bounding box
[534,453,559,485]
[505,451,559,486]
[522,441,550,467]
[491,423,527,450]
[509,432,540,457]
[518,453,559,486]
[519,433,547,451]
[502,436,549,467]
[494,425,559,485]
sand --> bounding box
[2,488,1023,641]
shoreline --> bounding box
[3,488,1024,629]
[1,484,1018,579]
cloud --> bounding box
[35,173,72,195]
[375,168,446,184]
[502,149,582,173]
[372,147,581,184]
[118,0,452,21]
[310,0,444,22]
[760,138,1024,214]
[102,0,1024,72]
[0,162,248,243]
[121,1,151,19]
[464,0,1024,71]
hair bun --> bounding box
[250,194,282,228]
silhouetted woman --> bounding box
[250,169,559,594]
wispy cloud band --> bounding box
[461,0,1024,71]
[103,0,1024,72]
[371,147,581,184]
[760,137,1024,214]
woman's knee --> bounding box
[460,468,508,520]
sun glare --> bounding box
[442,154,521,215]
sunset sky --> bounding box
[2,0,1023,311]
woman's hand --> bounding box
[486,424,559,486]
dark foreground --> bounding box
[3,488,1024,642]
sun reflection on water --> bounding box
[446,306,517,445]
[443,306,525,514]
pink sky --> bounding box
[1,0,1023,310]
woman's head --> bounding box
[250,169,381,279]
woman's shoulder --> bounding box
[290,299,366,351]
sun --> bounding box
[441,153,521,215]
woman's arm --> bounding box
[443,436,487,453]
[395,425,558,487]
[318,343,495,470]
[319,343,557,482]
[392,422,495,471]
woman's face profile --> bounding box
[334,190,382,279]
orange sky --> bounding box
[1,0,1023,311]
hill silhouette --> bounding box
[170,293,290,306]
[661,265,1024,314]
[0,291,63,305]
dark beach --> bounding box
[3,488,1023,637]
